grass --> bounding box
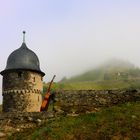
[8,101,140,140]
[43,79,140,91]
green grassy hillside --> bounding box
[8,101,140,140]
[62,59,140,83]
[47,59,140,90]
[43,79,140,91]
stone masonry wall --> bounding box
[3,70,43,91]
[0,89,140,138]
[2,70,43,112]
[54,89,140,114]
[3,91,42,112]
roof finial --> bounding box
[23,31,26,43]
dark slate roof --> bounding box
[0,43,45,76]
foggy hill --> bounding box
[61,59,140,83]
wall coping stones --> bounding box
[3,89,41,94]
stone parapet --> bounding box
[54,89,140,113]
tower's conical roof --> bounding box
[0,31,45,76]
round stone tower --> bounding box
[0,31,45,112]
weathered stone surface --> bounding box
[0,132,6,138]
[0,111,54,136]
[54,89,140,113]
[2,71,43,112]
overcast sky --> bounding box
[0,0,140,103]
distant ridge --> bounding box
[60,59,140,83]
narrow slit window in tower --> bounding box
[33,77,35,82]
[18,72,22,78]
